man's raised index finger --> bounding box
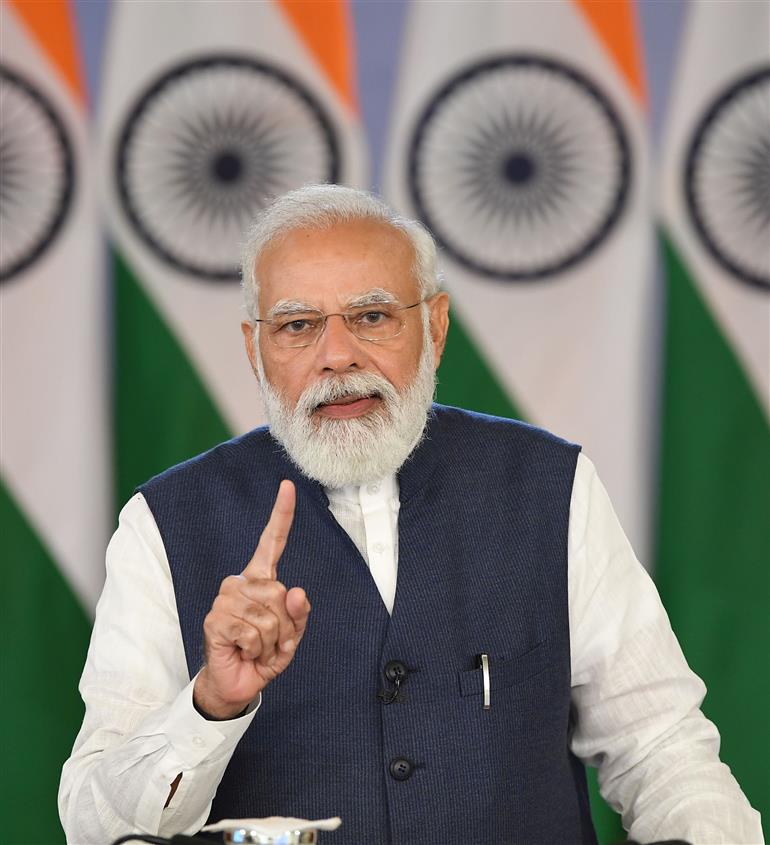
[243,479,296,580]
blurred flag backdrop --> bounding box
[99,0,367,508]
[0,1,767,842]
[383,0,654,568]
[656,0,770,821]
[0,1,110,839]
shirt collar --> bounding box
[325,473,398,507]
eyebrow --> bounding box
[346,289,398,308]
[266,300,316,319]
[266,289,399,319]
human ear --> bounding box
[428,292,450,368]
[241,321,260,378]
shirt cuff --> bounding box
[162,675,260,769]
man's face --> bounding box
[240,219,449,487]
[243,219,449,419]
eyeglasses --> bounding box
[255,300,425,349]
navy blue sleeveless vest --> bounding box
[141,405,595,844]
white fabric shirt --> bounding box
[59,454,763,844]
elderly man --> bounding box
[60,186,761,844]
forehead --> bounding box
[255,219,419,312]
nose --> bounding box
[314,313,367,373]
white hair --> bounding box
[240,184,441,323]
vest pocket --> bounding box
[457,641,550,697]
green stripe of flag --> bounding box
[435,309,522,421]
[0,482,92,845]
[115,251,232,506]
[656,233,770,820]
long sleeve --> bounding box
[567,454,763,844]
[61,460,764,844]
[58,494,258,844]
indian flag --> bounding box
[656,0,770,822]
[382,1,651,839]
[383,0,653,563]
[0,1,110,842]
[99,0,368,506]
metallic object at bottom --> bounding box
[223,828,318,844]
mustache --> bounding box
[295,372,399,415]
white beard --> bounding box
[257,326,436,488]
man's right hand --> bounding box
[193,480,311,719]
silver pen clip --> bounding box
[478,653,491,710]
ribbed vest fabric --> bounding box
[141,405,596,845]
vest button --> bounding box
[389,757,414,781]
[384,660,408,682]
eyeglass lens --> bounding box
[270,305,410,348]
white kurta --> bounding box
[59,454,763,844]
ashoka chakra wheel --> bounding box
[685,66,770,291]
[115,55,341,282]
[0,64,75,283]
[408,55,632,282]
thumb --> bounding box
[286,587,311,630]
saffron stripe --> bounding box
[8,0,85,103]
[573,0,646,105]
[275,0,358,113]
